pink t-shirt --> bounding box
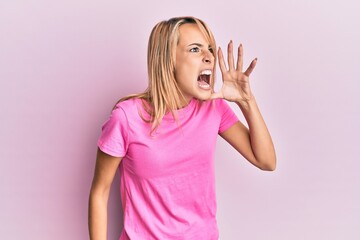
[98,98,238,240]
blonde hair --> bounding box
[117,16,216,132]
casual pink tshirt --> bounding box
[98,98,238,240]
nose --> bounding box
[203,50,214,64]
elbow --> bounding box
[261,163,276,171]
[258,156,277,171]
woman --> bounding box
[89,16,276,240]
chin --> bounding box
[194,93,212,101]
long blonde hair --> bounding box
[117,16,216,132]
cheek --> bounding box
[174,55,200,83]
[175,62,190,80]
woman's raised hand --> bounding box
[211,41,257,105]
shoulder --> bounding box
[212,98,234,114]
[114,98,140,110]
[112,97,145,122]
[113,98,142,114]
[213,98,230,108]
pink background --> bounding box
[1,0,359,239]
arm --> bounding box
[88,148,122,240]
[220,98,276,170]
[212,41,276,171]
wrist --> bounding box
[235,95,256,111]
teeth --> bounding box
[200,70,212,75]
[198,81,210,89]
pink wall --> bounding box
[1,0,359,239]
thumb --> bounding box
[210,91,223,100]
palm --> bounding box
[211,41,256,103]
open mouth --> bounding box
[197,70,211,89]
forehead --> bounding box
[178,23,209,46]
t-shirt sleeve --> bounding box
[216,99,239,133]
[97,106,129,157]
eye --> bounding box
[208,47,214,54]
[190,47,200,52]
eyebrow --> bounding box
[187,43,203,47]
[187,43,212,48]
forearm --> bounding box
[88,189,109,240]
[237,97,276,170]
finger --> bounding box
[244,58,257,77]
[236,43,243,72]
[218,47,227,74]
[227,40,235,71]
[210,91,224,99]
